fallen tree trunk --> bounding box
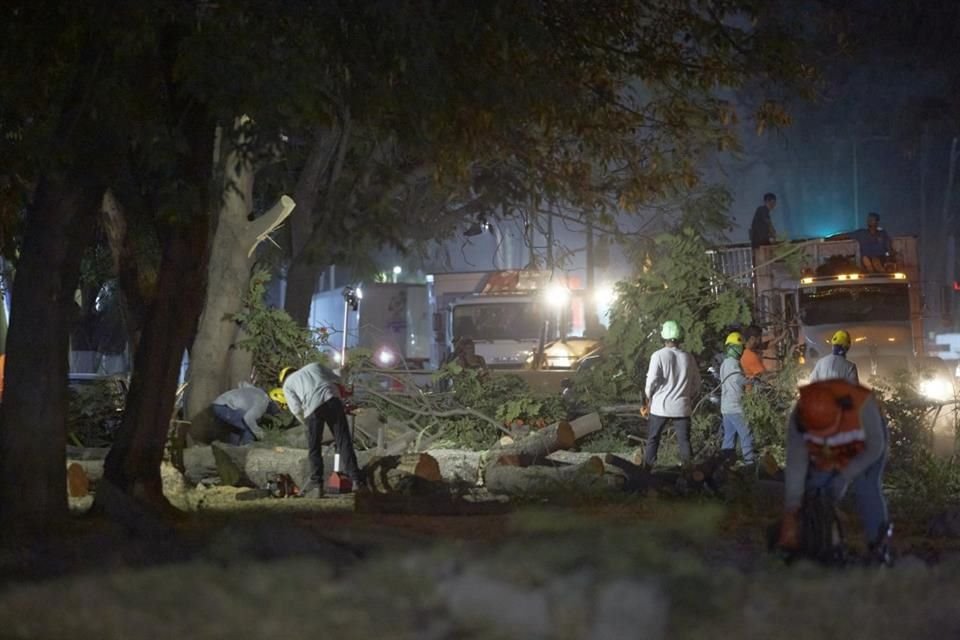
[484,421,575,468]
[212,443,375,489]
[569,413,602,440]
[364,453,442,495]
[182,446,219,485]
[484,456,605,496]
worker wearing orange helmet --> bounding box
[809,329,859,384]
[778,379,890,562]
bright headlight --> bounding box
[919,378,954,402]
[544,283,571,308]
[376,348,397,367]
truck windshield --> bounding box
[453,302,543,341]
[799,283,910,325]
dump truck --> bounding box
[710,235,955,400]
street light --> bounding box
[340,286,361,368]
[392,265,402,283]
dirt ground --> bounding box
[1,487,960,639]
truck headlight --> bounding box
[376,348,397,367]
[919,377,954,403]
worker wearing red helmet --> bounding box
[778,379,891,561]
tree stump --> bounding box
[364,453,443,495]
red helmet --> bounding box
[797,384,845,436]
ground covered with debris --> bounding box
[2,481,960,640]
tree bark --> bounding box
[569,412,602,440]
[284,124,347,325]
[185,127,295,422]
[211,441,376,489]
[0,175,102,535]
[101,216,209,510]
[484,456,606,495]
[484,421,575,469]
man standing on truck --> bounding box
[749,193,778,248]
[830,212,895,273]
[809,330,859,384]
[643,321,701,467]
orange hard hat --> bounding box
[797,383,845,436]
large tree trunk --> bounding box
[185,130,295,422]
[284,123,349,325]
[101,216,210,511]
[0,175,102,534]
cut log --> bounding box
[364,453,443,495]
[66,463,90,498]
[569,412,602,440]
[484,421,576,469]
[211,442,375,489]
[484,456,606,496]
[212,442,312,489]
[182,446,219,485]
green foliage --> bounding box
[232,270,330,386]
[574,226,752,407]
[741,363,800,465]
[866,372,960,516]
[67,379,127,447]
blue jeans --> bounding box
[721,413,754,463]
[806,450,889,545]
[212,404,255,445]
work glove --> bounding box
[777,509,800,550]
[250,425,266,441]
[829,475,849,501]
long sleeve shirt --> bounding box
[809,354,859,385]
[645,346,700,418]
[784,393,886,510]
[212,385,270,435]
[281,363,342,424]
[719,355,747,415]
[749,206,776,248]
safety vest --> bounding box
[799,380,871,472]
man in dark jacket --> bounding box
[749,193,778,248]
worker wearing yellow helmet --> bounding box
[279,362,364,497]
[809,329,859,384]
[719,332,755,464]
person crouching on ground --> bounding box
[643,320,701,467]
[720,332,755,464]
[277,362,365,497]
[778,380,891,562]
[211,383,274,445]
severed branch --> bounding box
[246,194,296,257]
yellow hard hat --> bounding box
[725,331,745,346]
[830,330,851,350]
[269,387,287,409]
[278,366,294,384]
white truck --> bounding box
[710,235,955,400]
[309,282,432,369]
[427,270,590,371]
